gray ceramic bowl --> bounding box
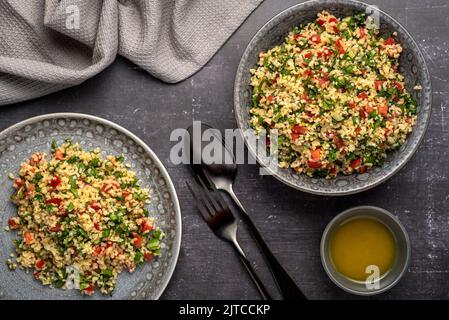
[234,0,432,195]
[0,113,182,300]
[320,206,410,296]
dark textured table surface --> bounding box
[1,0,448,299]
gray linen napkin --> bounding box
[0,0,262,105]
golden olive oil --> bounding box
[329,217,397,282]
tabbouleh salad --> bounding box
[249,11,418,178]
[5,140,164,296]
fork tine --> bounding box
[186,182,212,222]
[197,175,223,212]
[201,173,228,210]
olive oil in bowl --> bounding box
[320,206,410,295]
[329,217,397,282]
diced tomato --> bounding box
[317,18,325,26]
[357,92,368,100]
[304,52,312,59]
[49,175,61,188]
[54,149,64,160]
[301,94,312,103]
[365,105,374,114]
[293,33,304,40]
[359,166,367,174]
[105,241,113,249]
[25,184,35,198]
[271,75,279,84]
[49,223,61,232]
[309,34,321,44]
[132,232,143,248]
[292,124,307,135]
[378,104,388,116]
[333,136,345,149]
[122,191,130,198]
[140,220,153,233]
[303,70,314,78]
[24,231,34,245]
[89,202,102,211]
[394,81,403,91]
[311,148,321,161]
[351,158,362,169]
[359,27,366,39]
[266,95,275,103]
[45,198,62,206]
[93,246,102,256]
[29,153,42,165]
[328,17,338,23]
[349,101,356,109]
[35,259,45,269]
[144,253,153,262]
[84,284,94,295]
[359,109,367,119]
[375,80,384,91]
[8,217,20,230]
[34,271,41,279]
[385,37,395,45]
[336,38,345,54]
[307,160,322,169]
[355,127,362,134]
[13,178,25,188]
[331,25,339,34]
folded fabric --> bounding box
[0,0,262,106]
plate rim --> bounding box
[233,0,432,196]
[0,112,182,300]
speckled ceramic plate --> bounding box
[234,0,432,195]
[0,113,181,300]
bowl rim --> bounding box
[319,205,411,296]
[0,112,182,300]
[233,0,432,196]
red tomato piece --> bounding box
[24,231,34,245]
[333,136,345,149]
[385,37,395,45]
[8,218,20,230]
[266,95,275,103]
[89,202,102,211]
[54,149,64,160]
[359,166,367,174]
[45,198,62,206]
[140,220,153,233]
[49,223,61,233]
[328,17,338,23]
[84,284,94,295]
[378,104,388,116]
[375,80,384,91]
[336,38,345,54]
[394,81,403,91]
[307,160,322,169]
[309,34,321,44]
[351,158,362,169]
[304,52,312,59]
[311,148,321,161]
[35,259,45,269]
[357,92,368,100]
[49,175,61,188]
[132,232,143,248]
[144,253,153,262]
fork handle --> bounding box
[232,241,272,300]
[225,186,306,300]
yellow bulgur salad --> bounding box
[250,11,418,178]
[6,140,164,295]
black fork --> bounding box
[186,179,272,300]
